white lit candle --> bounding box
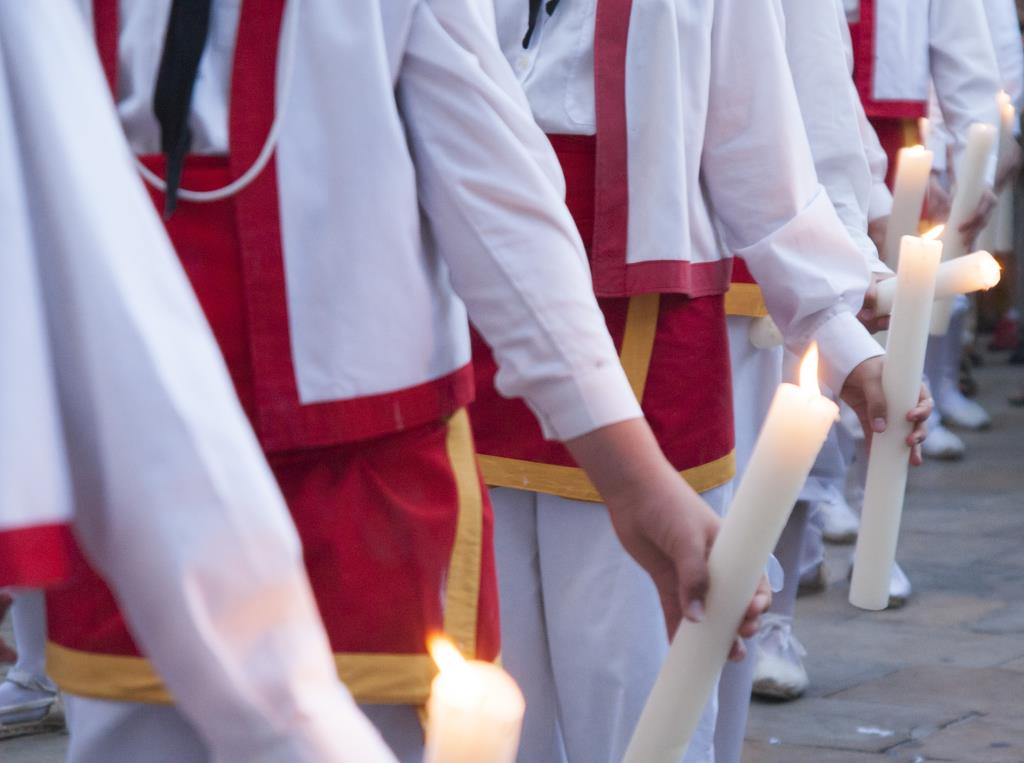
[996,94,1016,253]
[884,145,933,267]
[424,637,525,763]
[873,249,1001,315]
[623,346,838,763]
[931,122,997,333]
[850,230,943,611]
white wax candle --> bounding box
[883,145,933,267]
[996,97,1016,253]
[978,96,1016,253]
[850,234,942,611]
[623,346,838,763]
[873,250,1001,315]
[995,184,1014,252]
[931,122,997,333]
[424,638,525,763]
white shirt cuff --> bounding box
[868,182,893,222]
[527,362,644,442]
[812,310,884,395]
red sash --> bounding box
[0,524,75,588]
[471,136,735,500]
[45,0,498,707]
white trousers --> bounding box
[64,697,424,763]
[492,483,730,763]
[717,316,782,763]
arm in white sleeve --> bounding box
[782,0,887,274]
[840,3,896,225]
[3,6,396,762]
[703,0,882,393]
[982,0,1024,120]
[396,0,642,441]
[929,0,1002,179]
[858,100,896,223]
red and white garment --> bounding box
[493,0,881,394]
[1,5,395,760]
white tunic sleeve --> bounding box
[782,0,888,274]
[397,0,642,441]
[0,116,73,556]
[983,0,1024,120]
[928,0,1002,178]
[702,0,882,392]
[858,103,896,223]
[1,5,395,761]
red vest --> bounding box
[90,1,471,455]
[471,133,735,500]
[46,0,498,708]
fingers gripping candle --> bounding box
[424,637,525,763]
[850,231,943,611]
[622,346,838,763]
[872,249,1001,316]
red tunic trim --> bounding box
[588,1,729,297]
[849,0,927,120]
[471,135,735,497]
[92,0,473,450]
[0,523,76,588]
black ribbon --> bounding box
[523,0,561,49]
[153,0,213,219]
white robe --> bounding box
[0,5,395,761]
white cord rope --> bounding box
[134,0,300,202]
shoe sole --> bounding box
[823,529,857,545]
[922,449,965,461]
[751,681,806,702]
[886,594,908,609]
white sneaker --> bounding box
[0,670,57,726]
[819,497,860,544]
[936,382,991,431]
[751,614,808,701]
[888,562,912,609]
[921,423,966,460]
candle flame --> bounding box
[906,144,927,155]
[799,342,820,396]
[923,224,944,241]
[429,635,466,674]
[918,118,929,144]
[977,252,1002,288]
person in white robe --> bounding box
[0,4,398,760]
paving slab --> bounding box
[742,738,884,762]
[745,696,966,753]
[830,665,1024,716]
[905,713,1024,763]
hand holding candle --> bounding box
[872,249,1001,316]
[424,636,525,763]
[622,345,838,763]
[850,230,943,611]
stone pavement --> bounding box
[2,353,1022,763]
[743,352,1024,763]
